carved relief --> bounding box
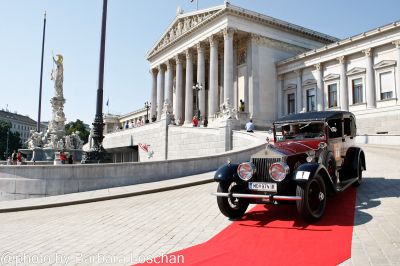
[149,9,222,57]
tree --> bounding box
[0,120,22,160]
[65,119,90,144]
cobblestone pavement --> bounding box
[341,145,400,266]
[0,145,399,266]
[0,181,229,265]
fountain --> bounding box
[21,54,84,163]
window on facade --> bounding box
[328,83,338,108]
[352,78,363,104]
[379,71,394,100]
[306,89,316,112]
[287,93,295,114]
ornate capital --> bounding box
[223,27,234,39]
[209,35,218,47]
[157,64,166,72]
[393,40,400,48]
[175,55,182,65]
[314,63,322,71]
[185,49,193,60]
[362,48,373,57]
[150,68,158,75]
[336,56,346,64]
[196,42,205,53]
[165,60,173,70]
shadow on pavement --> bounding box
[352,176,400,226]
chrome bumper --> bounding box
[212,192,302,201]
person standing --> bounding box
[17,152,22,165]
[59,151,66,164]
[192,116,199,127]
[203,117,208,127]
[11,150,17,165]
[245,119,255,133]
[239,99,245,112]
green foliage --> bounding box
[65,119,90,144]
[0,120,22,160]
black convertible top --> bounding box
[274,111,354,124]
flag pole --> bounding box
[37,11,46,132]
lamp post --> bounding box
[192,83,202,119]
[144,101,150,124]
[81,0,111,163]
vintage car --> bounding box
[213,111,366,222]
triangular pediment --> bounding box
[323,73,340,81]
[374,60,396,69]
[302,79,317,87]
[147,6,225,59]
[346,67,366,76]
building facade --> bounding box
[147,3,337,127]
[277,23,400,136]
[144,2,400,139]
[0,110,45,144]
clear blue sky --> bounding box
[1,0,399,125]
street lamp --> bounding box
[144,101,150,124]
[192,83,202,119]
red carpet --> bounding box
[137,187,357,266]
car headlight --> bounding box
[269,162,290,182]
[237,162,256,181]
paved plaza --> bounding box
[0,145,399,265]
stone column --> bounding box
[157,65,165,121]
[233,40,238,111]
[393,40,400,103]
[315,63,324,111]
[247,34,260,120]
[277,75,284,118]
[150,68,158,120]
[223,28,234,108]
[185,49,194,124]
[175,56,183,124]
[337,56,349,111]
[295,69,302,113]
[197,43,206,118]
[363,48,376,108]
[166,60,174,110]
[209,35,219,117]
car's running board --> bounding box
[212,192,302,201]
[336,178,359,192]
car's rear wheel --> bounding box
[296,174,327,222]
[217,181,249,220]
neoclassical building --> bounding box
[145,2,400,138]
[147,3,337,127]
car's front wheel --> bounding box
[296,174,327,222]
[217,181,249,220]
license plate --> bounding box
[248,182,277,192]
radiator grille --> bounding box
[251,157,281,182]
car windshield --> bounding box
[274,122,325,142]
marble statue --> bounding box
[51,54,64,98]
